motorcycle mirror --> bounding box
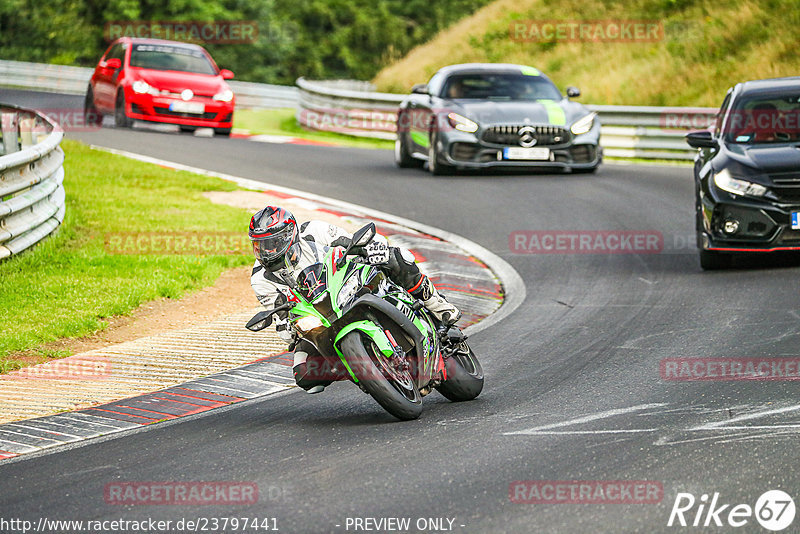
[351,223,376,248]
[246,311,273,331]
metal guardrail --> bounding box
[0,59,718,159]
[0,104,66,259]
[0,59,298,109]
[297,78,718,160]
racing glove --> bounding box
[363,241,390,265]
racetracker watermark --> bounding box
[509,480,663,504]
[661,358,800,381]
[660,108,717,131]
[104,21,258,44]
[104,232,250,256]
[510,20,664,42]
[0,355,110,381]
[104,482,260,505]
[510,230,663,254]
[8,109,102,134]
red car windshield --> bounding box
[129,44,216,75]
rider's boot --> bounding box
[410,276,461,326]
[293,351,332,394]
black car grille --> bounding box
[451,142,479,161]
[770,171,800,184]
[771,187,800,202]
[153,106,218,120]
[570,144,596,163]
[482,125,570,146]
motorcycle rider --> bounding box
[249,206,461,393]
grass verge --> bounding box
[373,0,800,107]
[0,139,253,371]
[234,108,393,150]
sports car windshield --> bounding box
[130,44,216,75]
[724,93,800,144]
[442,74,562,101]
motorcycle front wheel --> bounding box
[340,332,423,421]
[436,342,484,402]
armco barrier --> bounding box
[296,78,718,160]
[0,59,718,160]
[0,59,298,109]
[0,104,66,259]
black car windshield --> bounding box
[130,44,216,75]
[724,93,800,144]
[441,74,562,101]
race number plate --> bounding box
[169,101,205,114]
[503,147,551,160]
[792,212,800,230]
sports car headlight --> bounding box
[713,168,767,197]
[447,113,479,133]
[336,274,361,309]
[132,80,159,96]
[570,112,596,135]
[213,89,234,102]
[295,315,323,332]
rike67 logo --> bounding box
[668,490,795,531]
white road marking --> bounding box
[687,403,800,431]
[503,403,666,435]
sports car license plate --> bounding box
[169,101,205,114]
[503,147,551,161]
[792,212,800,229]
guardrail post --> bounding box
[19,115,36,148]
[1,111,19,155]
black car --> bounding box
[394,63,601,175]
[687,77,800,269]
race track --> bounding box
[3,89,800,533]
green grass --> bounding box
[0,139,254,368]
[234,108,393,150]
[373,0,800,107]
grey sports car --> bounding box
[394,63,602,175]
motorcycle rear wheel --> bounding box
[340,332,423,421]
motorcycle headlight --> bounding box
[132,80,159,96]
[336,274,361,309]
[213,89,234,102]
[447,112,479,133]
[570,112,596,135]
[713,168,767,197]
[295,315,323,332]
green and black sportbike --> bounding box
[246,223,483,420]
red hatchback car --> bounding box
[84,37,235,136]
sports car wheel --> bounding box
[114,91,132,128]
[428,130,454,176]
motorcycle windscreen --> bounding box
[297,263,328,302]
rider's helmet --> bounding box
[249,206,300,271]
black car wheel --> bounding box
[179,126,196,134]
[214,127,231,137]
[114,91,131,128]
[83,88,103,127]
[428,130,454,176]
[395,134,421,168]
[699,249,732,270]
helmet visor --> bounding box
[252,224,296,265]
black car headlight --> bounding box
[713,169,767,198]
[447,113,479,133]
[570,112,596,135]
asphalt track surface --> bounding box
[3,89,800,533]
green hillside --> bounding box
[372,0,800,106]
